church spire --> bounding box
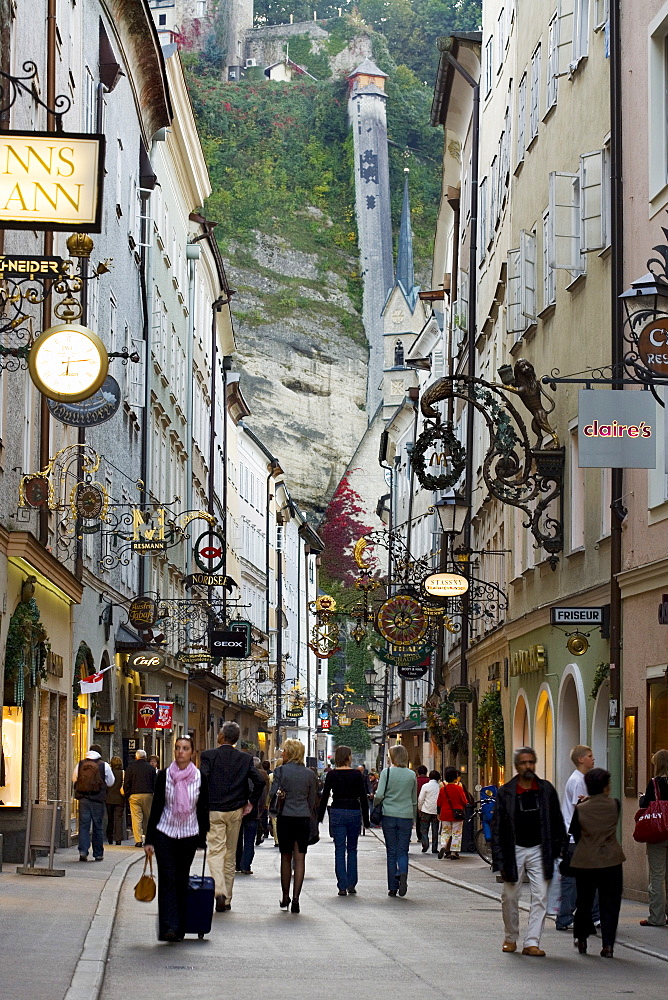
[396,171,417,309]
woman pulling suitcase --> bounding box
[144,736,209,942]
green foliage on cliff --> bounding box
[253,3,483,82]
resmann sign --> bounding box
[0,131,104,232]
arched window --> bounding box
[394,340,404,367]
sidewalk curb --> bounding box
[63,853,143,1000]
[370,829,668,964]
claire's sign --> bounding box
[578,389,657,469]
[0,131,104,231]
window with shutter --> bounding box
[580,149,604,252]
[506,248,523,338]
[529,44,541,140]
[490,157,498,235]
[520,230,537,322]
[594,0,609,31]
[546,13,559,109]
[516,73,527,165]
[497,9,505,70]
[548,171,582,271]
[128,339,145,410]
[542,210,556,308]
[479,177,488,260]
[484,36,493,95]
[557,0,575,75]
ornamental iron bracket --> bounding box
[415,366,565,568]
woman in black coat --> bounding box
[145,736,209,942]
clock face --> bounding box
[29,324,108,402]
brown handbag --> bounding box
[134,855,156,902]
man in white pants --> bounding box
[491,747,566,957]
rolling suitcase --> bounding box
[184,848,215,939]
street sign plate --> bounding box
[449,685,474,703]
[550,607,604,626]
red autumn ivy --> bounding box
[319,471,374,587]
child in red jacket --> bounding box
[437,768,469,859]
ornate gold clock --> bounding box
[376,594,428,646]
[28,323,109,402]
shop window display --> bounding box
[1,706,23,807]
[648,678,668,779]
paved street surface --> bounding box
[101,833,667,1000]
[0,845,138,1000]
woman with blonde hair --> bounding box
[271,739,317,913]
[639,749,668,927]
[372,744,417,897]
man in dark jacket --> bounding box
[123,749,157,847]
[200,721,265,912]
[491,746,566,957]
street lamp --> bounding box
[364,666,378,686]
[432,494,469,536]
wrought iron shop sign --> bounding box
[47,375,121,427]
[210,630,249,659]
[127,650,165,672]
[0,131,105,231]
[448,685,474,703]
[128,597,158,630]
[551,607,605,626]
[0,253,67,275]
[183,573,234,589]
[578,389,657,468]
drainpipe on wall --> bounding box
[608,0,624,799]
[444,47,479,777]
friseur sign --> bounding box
[0,131,105,231]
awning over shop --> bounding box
[114,623,144,652]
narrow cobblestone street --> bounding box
[99,834,666,1000]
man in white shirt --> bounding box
[72,744,115,861]
[556,744,595,931]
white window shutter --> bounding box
[506,249,523,336]
[517,75,526,164]
[580,149,604,252]
[548,171,579,268]
[557,0,575,76]
[520,230,537,321]
[129,339,145,409]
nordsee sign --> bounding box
[578,389,657,469]
[551,607,604,626]
[0,132,105,232]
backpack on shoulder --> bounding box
[76,759,104,795]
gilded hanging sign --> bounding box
[0,131,105,232]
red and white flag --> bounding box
[79,664,112,694]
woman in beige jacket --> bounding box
[570,767,625,957]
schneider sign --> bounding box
[578,389,657,469]
[0,131,105,232]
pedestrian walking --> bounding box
[256,760,272,844]
[235,757,266,874]
[418,769,441,854]
[72,743,115,861]
[570,767,625,957]
[437,768,468,859]
[123,749,157,847]
[272,739,318,914]
[149,755,160,770]
[556,744,596,931]
[373,744,417,898]
[638,748,668,927]
[318,745,370,895]
[199,721,265,913]
[144,735,209,943]
[415,765,429,842]
[491,746,566,957]
[106,755,125,845]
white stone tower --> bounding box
[348,59,394,420]
[225,0,254,80]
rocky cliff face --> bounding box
[231,228,368,516]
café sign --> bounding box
[578,389,657,469]
[0,131,105,232]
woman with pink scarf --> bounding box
[145,736,209,942]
